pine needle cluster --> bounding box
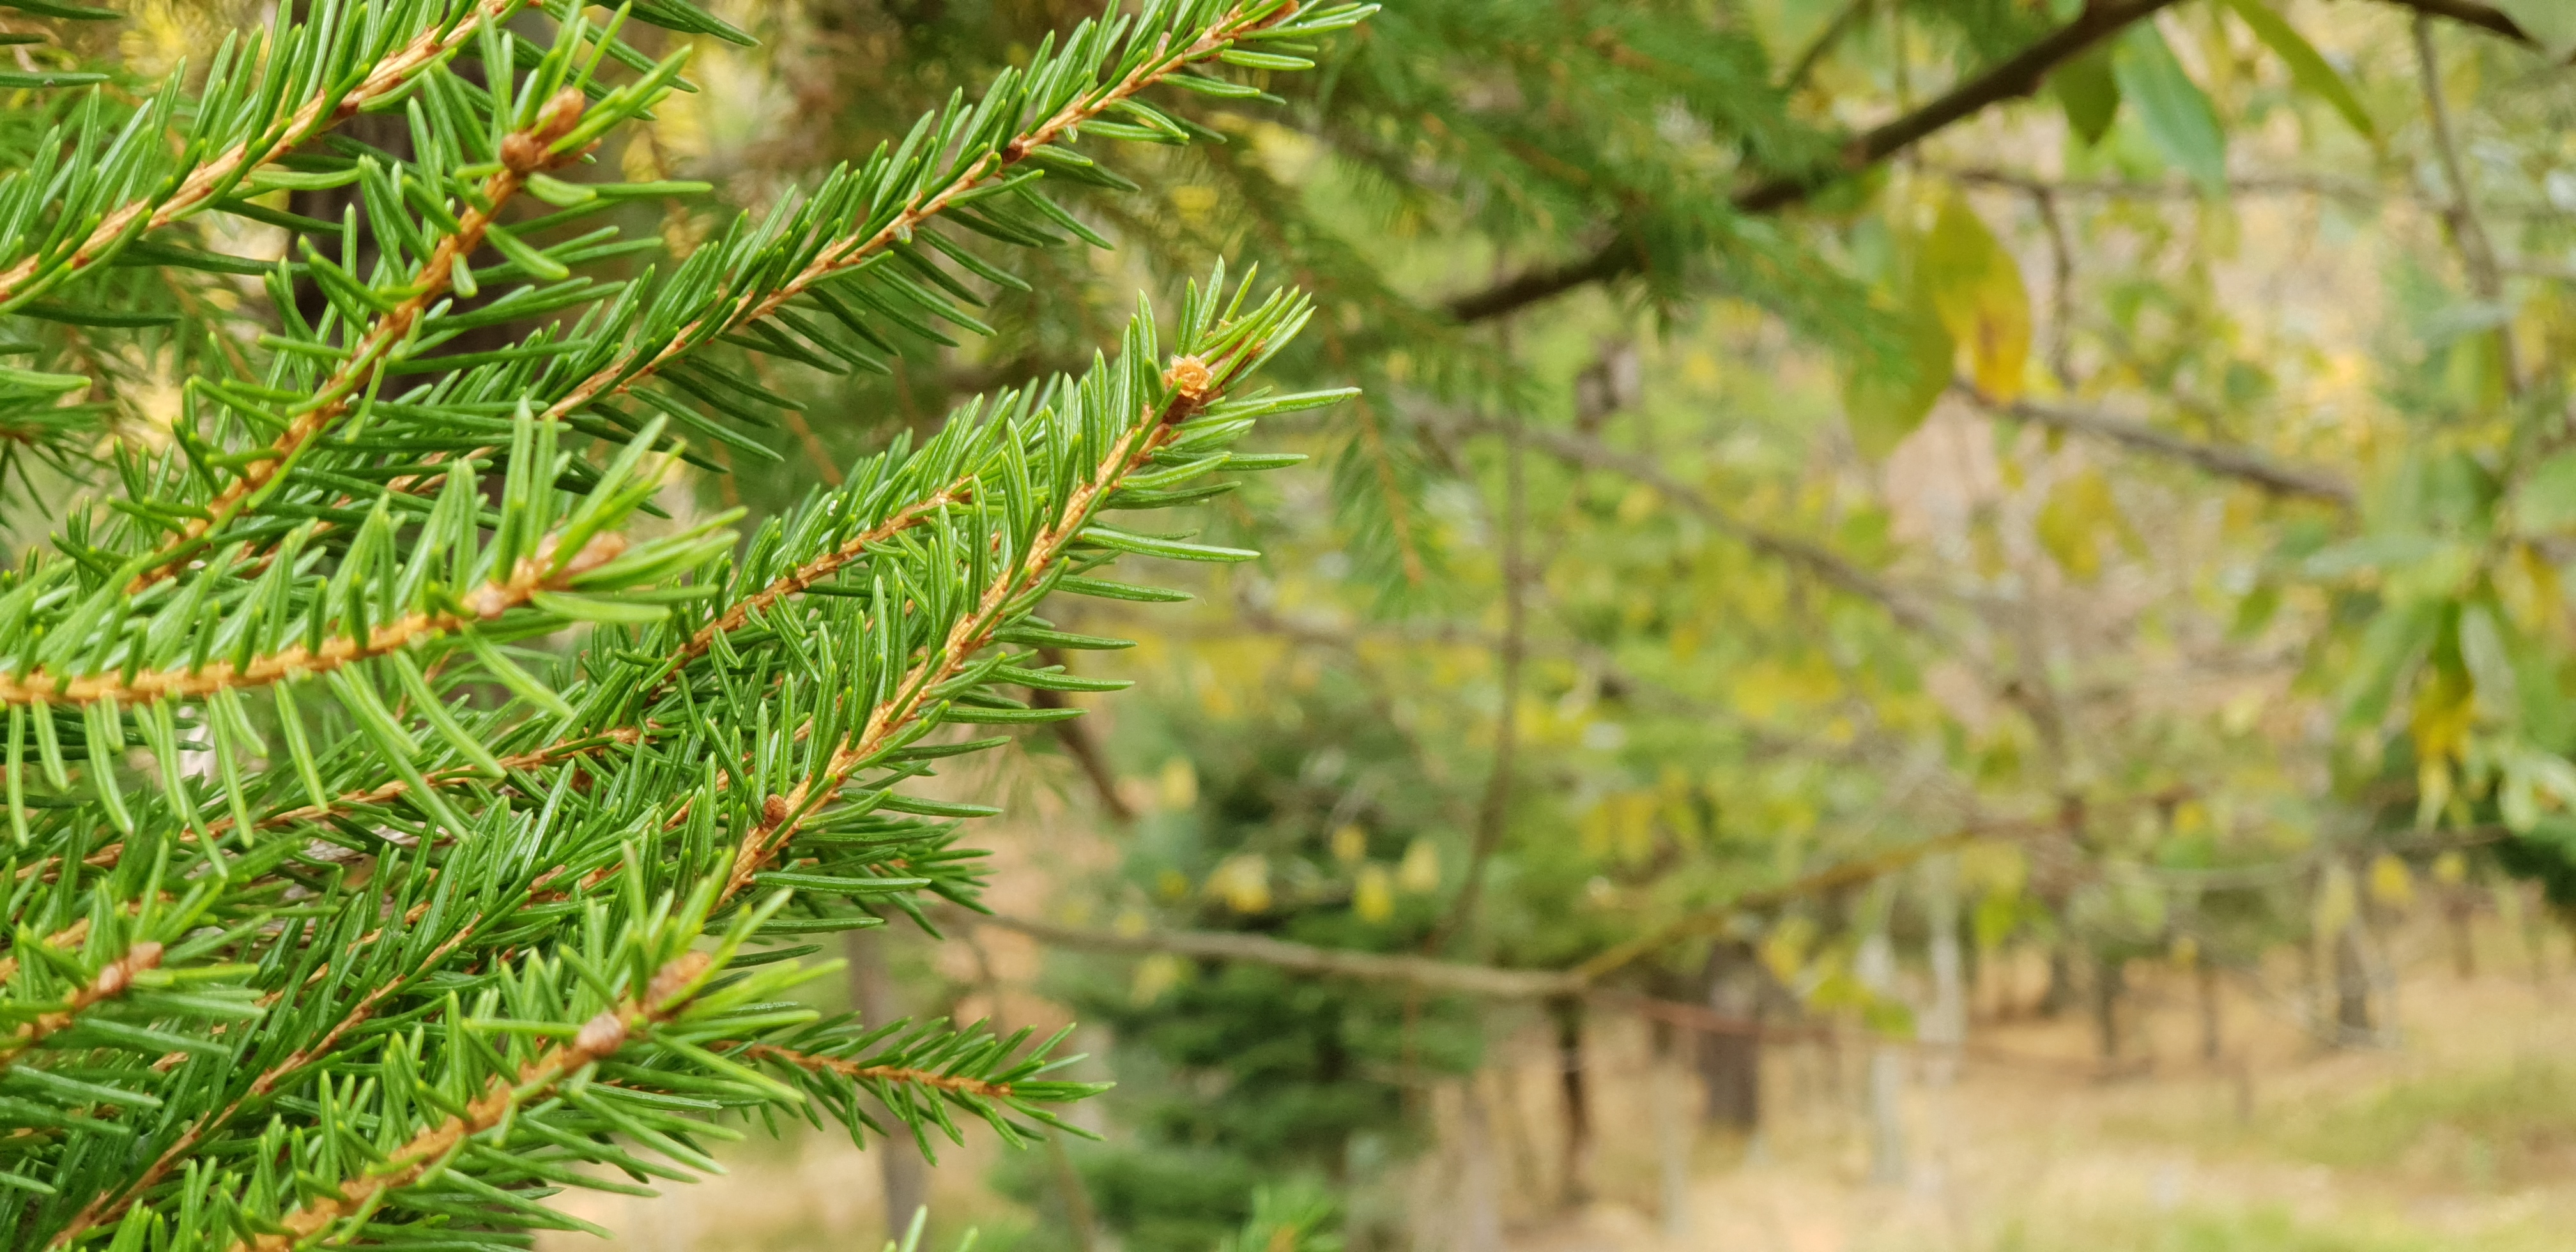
[0,0,1372,1246]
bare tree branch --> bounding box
[1443,0,2540,325]
[960,910,1585,998]
[1958,386,2357,506]
[1492,422,1959,646]
[2379,0,2532,45]
[1445,0,2184,323]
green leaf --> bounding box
[1078,526,1260,563]
[0,367,87,394]
[1918,194,2030,403]
[2034,468,2135,583]
[2511,451,2576,533]
[2340,597,2441,729]
[2113,23,2228,195]
[2050,43,2120,146]
[0,0,119,17]
[2218,0,2373,141]
[1842,280,1951,461]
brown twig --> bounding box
[0,940,162,1069]
[1958,385,2357,505]
[742,1042,1016,1098]
[1445,0,2184,323]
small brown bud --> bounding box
[537,86,587,142]
[1163,355,1215,401]
[93,941,162,997]
[563,531,628,576]
[647,951,713,1007]
[762,794,792,826]
[573,1009,627,1056]
[466,583,515,620]
[499,130,545,174]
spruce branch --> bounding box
[129,87,597,592]
[0,0,541,315]
[744,1042,1020,1099]
[533,0,1304,432]
[0,940,161,1071]
[0,0,1375,1235]
[222,949,714,1252]
[1,528,629,710]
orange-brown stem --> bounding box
[10,530,622,709]
[743,1042,1015,1099]
[0,940,162,1070]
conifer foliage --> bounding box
[0,0,1371,1246]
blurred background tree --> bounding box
[544,0,2576,1245]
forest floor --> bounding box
[1517,923,2576,1252]
[542,913,2576,1251]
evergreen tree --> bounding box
[0,1,1372,1246]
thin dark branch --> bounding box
[1435,407,1528,949]
[1028,647,1136,825]
[2412,14,2521,395]
[962,909,1584,997]
[1445,0,2183,323]
[1937,164,2384,204]
[1444,0,2540,324]
[2378,0,2531,45]
[1483,419,1958,646]
[1959,386,2356,506]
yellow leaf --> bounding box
[1208,854,1271,913]
[2369,853,2416,911]
[1330,824,1368,864]
[1920,193,2032,402]
[1841,286,1952,461]
[1130,953,1186,1005]
[2433,850,2469,886]
[1396,837,1441,893]
[1354,864,1395,922]
[1158,757,1199,811]
[2034,468,2129,583]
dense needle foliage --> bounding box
[0,0,1373,1247]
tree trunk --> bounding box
[1651,1027,1692,1240]
[1455,1078,1505,1252]
[1549,997,1592,1208]
[846,929,931,1242]
[2333,924,2372,1040]
[2091,952,2123,1063]
[1698,942,1763,1131]
[2196,958,2223,1065]
[2446,887,2476,979]
[1857,925,1905,1185]
[2039,943,2078,1018]
[1922,857,1965,1085]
